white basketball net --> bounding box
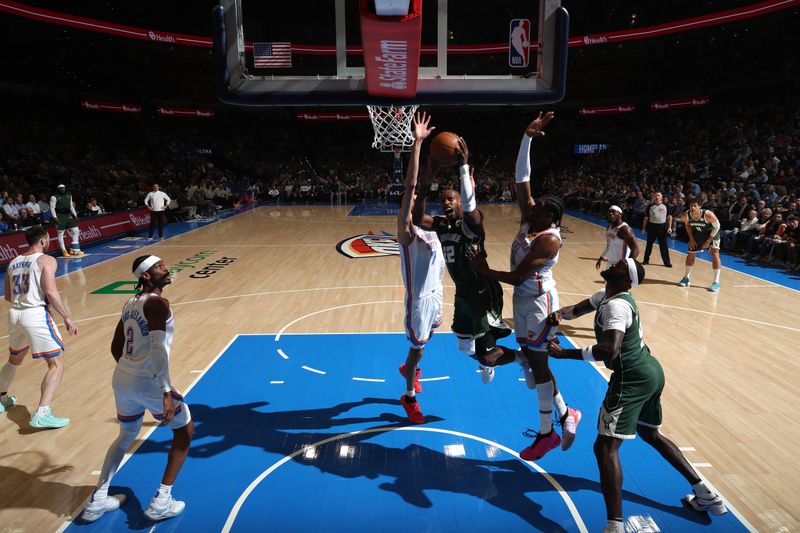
[367,105,419,152]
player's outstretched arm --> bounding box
[398,112,434,245]
[548,329,623,362]
[515,111,554,220]
[412,159,436,230]
[39,255,78,335]
[467,234,559,286]
[454,137,483,231]
[548,298,595,326]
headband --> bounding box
[626,258,639,288]
[609,205,622,214]
[133,255,161,278]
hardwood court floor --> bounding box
[0,204,797,531]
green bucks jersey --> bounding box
[431,215,489,295]
[687,209,713,243]
[592,291,653,373]
[54,194,73,216]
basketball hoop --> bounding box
[367,104,419,153]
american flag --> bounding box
[253,42,292,68]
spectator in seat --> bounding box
[744,212,785,260]
[86,197,105,216]
[722,209,758,251]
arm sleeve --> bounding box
[459,165,476,213]
[69,197,77,218]
[49,196,58,219]
[164,193,171,208]
[710,218,721,237]
[601,299,633,332]
[149,330,172,393]
[515,134,532,184]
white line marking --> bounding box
[351,377,386,383]
[275,300,402,340]
[221,426,588,533]
[518,378,526,382]
[190,370,203,373]
[91,470,101,476]
[269,381,284,385]
[679,447,696,452]
[418,376,450,382]
[690,463,713,468]
[56,334,241,533]
[277,349,289,360]
[301,365,326,375]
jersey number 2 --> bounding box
[444,245,455,264]
[125,327,134,356]
[11,274,30,295]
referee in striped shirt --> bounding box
[642,192,673,267]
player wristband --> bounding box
[581,346,597,361]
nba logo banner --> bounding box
[508,19,530,68]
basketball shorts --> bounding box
[56,215,78,231]
[451,280,504,340]
[405,291,443,349]
[8,306,65,359]
[689,233,721,252]
[112,368,192,430]
[513,289,559,351]
[598,357,665,439]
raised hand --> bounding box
[525,111,555,137]
[413,111,435,142]
[455,136,469,166]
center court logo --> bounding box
[336,231,399,259]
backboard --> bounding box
[212,0,568,106]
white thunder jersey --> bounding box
[511,225,561,297]
[400,227,445,300]
[8,253,46,309]
[117,294,174,378]
[604,222,632,265]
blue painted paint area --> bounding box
[566,209,800,291]
[66,333,747,532]
[0,206,258,294]
[348,203,444,217]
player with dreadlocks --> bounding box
[468,112,581,461]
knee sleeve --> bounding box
[117,419,142,448]
[70,226,80,241]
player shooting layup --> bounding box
[397,112,444,424]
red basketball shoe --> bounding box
[400,394,425,424]
[520,430,561,461]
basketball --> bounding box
[429,131,462,168]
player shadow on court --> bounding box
[134,399,711,530]
[5,403,42,435]
[0,453,94,518]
